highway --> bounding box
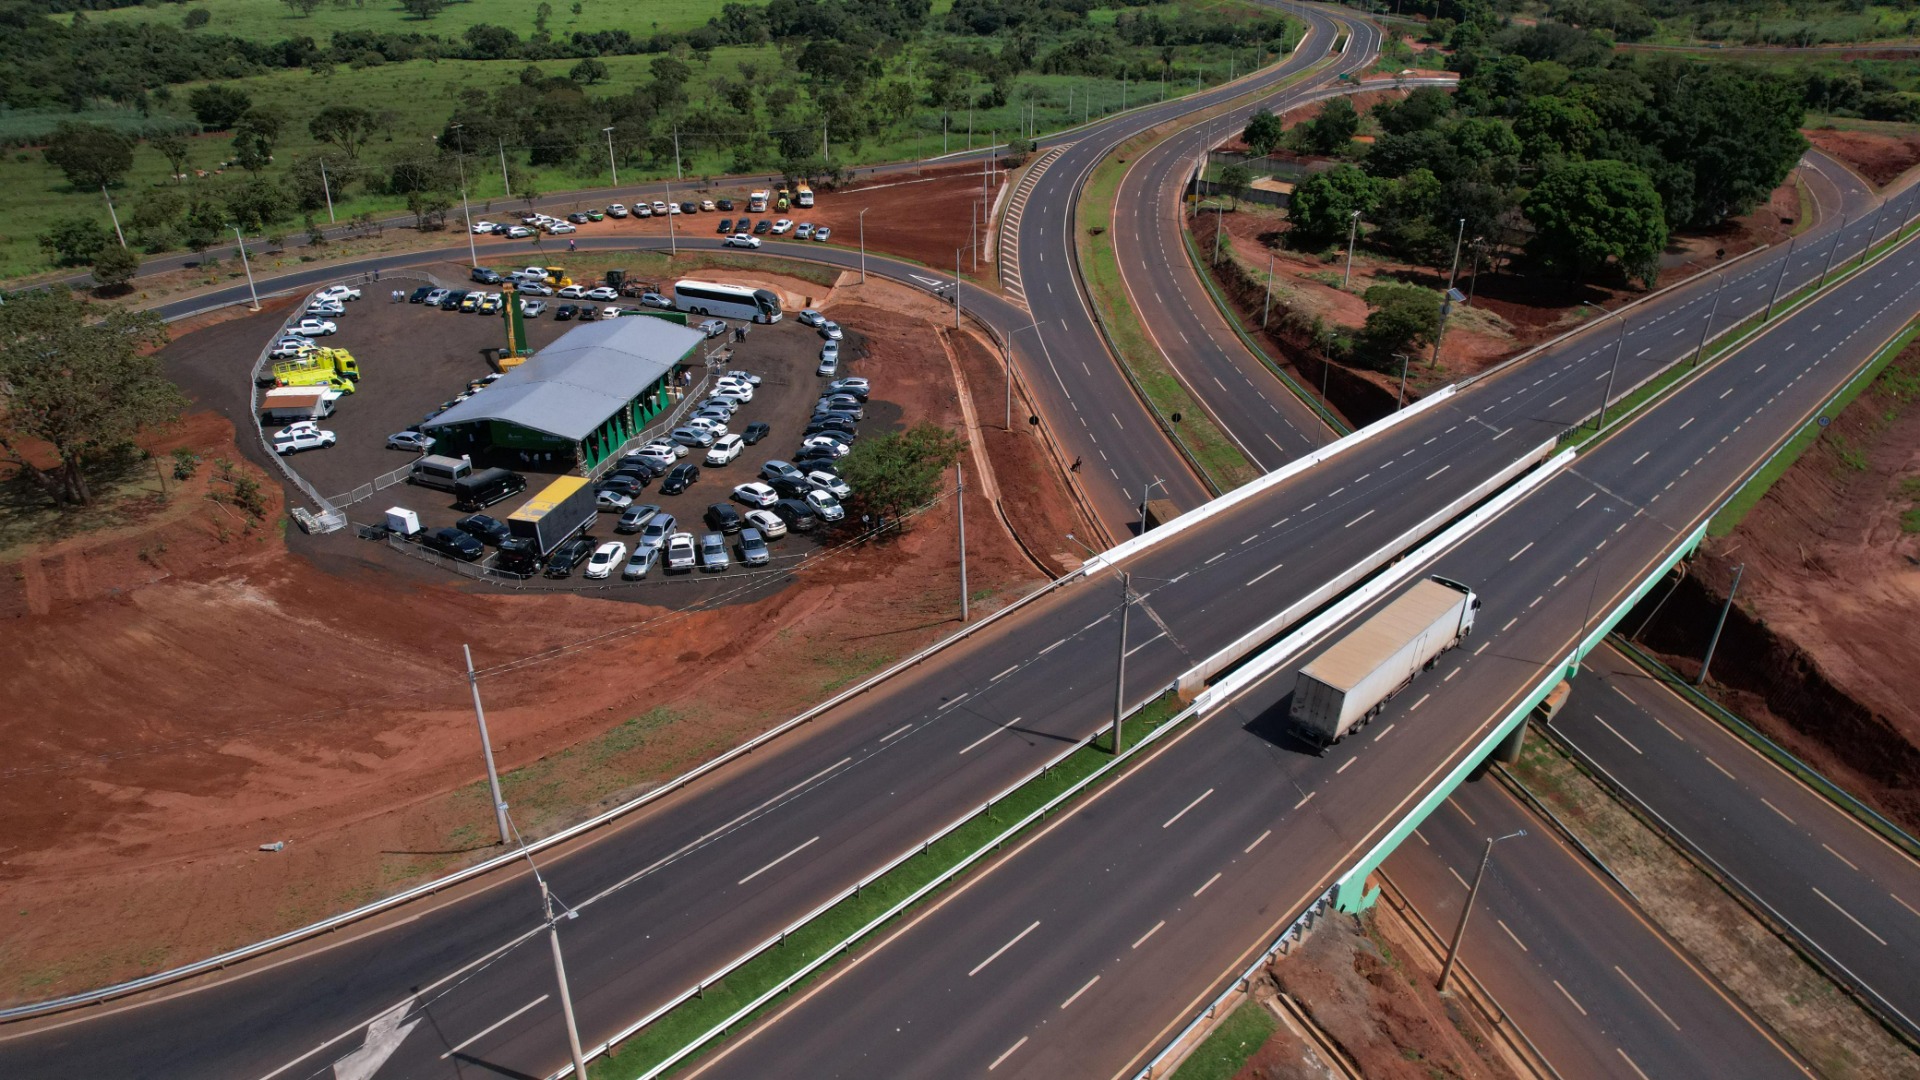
[1555,644,1920,1035]
[688,218,1920,1080]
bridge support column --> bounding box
[1490,720,1527,764]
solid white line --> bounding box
[1615,966,1681,1030]
[1060,975,1100,1010]
[1704,756,1737,781]
[439,995,549,1059]
[1813,887,1888,945]
[1125,632,1166,658]
[879,723,912,742]
[958,717,1021,756]
[970,920,1041,977]
[988,1036,1029,1071]
[738,835,820,886]
[1194,872,1223,897]
[1132,920,1165,949]
[1163,788,1215,829]
[1245,829,1271,854]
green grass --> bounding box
[1168,996,1277,1080]
[589,694,1189,1079]
[67,0,730,39]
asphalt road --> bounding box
[1385,779,1809,1079]
[1554,644,1920,1037]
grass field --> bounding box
[66,0,729,38]
[4,1,1280,280]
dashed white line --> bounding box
[958,717,1022,756]
[1244,829,1271,854]
[970,920,1041,977]
[1823,843,1860,872]
[1163,788,1215,828]
[1194,871,1223,896]
[439,995,549,1060]
[992,665,1018,682]
[1615,966,1681,1030]
[738,835,820,885]
[1132,920,1165,949]
[1509,542,1534,561]
[1554,980,1588,1016]
[1760,797,1796,824]
[989,1036,1029,1071]
[1594,715,1643,755]
[1060,975,1100,1010]
[1812,888,1888,945]
[1294,791,1316,810]
[880,723,912,742]
[1704,755,1737,781]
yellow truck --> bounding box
[275,361,355,394]
[795,181,814,208]
[273,347,359,385]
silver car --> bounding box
[637,512,678,551]
[671,426,715,448]
[738,527,770,566]
[621,544,660,580]
[698,532,730,572]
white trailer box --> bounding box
[384,507,422,538]
[260,386,338,421]
[1289,577,1479,751]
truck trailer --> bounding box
[1288,576,1480,752]
[259,386,339,422]
[507,475,597,557]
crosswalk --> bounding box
[997,142,1070,310]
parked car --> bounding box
[387,430,434,452]
[423,288,452,306]
[661,462,701,494]
[555,304,579,321]
[576,303,599,321]
[456,514,511,545]
[621,544,659,579]
[270,421,320,441]
[549,222,577,234]
[717,218,734,234]
[671,426,715,448]
[705,502,744,533]
[505,225,534,238]
[772,498,818,531]
[316,284,361,302]
[635,204,653,218]
[699,532,730,572]
[678,201,696,214]
[584,541,626,580]
[772,219,793,234]
[616,503,662,534]
[769,475,812,500]
[637,512,678,551]
[795,223,814,240]
[567,212,590,225]
[596,489,633,512]
[460,293,483,312]
[828,377,870,399]
[761,460,805,486]
[520,299,548,317]
[814,227,832,242]
[706,434,745,466]
[518,281,555,296]
[472,222,498,236]
[805,419,857,440]
[651,201,670,215]
[744,509,787,539]
[599,475,644,498]
[800,434,851,458]
[544,536,596,578]
[796,309,826,328]
[638,440,685,460]
[713,378,755,400]
[738,528,771,567]
[741,421,771,445]
[806,471,852,499]
[289,318,337,337]
[424,527,484,562]
[700,199,717,211]
[806,489,846,522]
[698,318,728,338]
[639,291,672,308]
[665,532,697,572]
[732,481,779,508]
[269,339,315,360]
[608,203,629,218]
[585,286,618,301]
[274,428,336,454]
[470,267,504,284]
[558,284,587,299]
[816,352,839,377]
[820,320,844,341]
[753,219,772,235]
[306,299,345,317]
[477,294,503,314]
[718,198,736,211]
[407,286,435,304]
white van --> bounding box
[409,454,473,491]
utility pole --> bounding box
[1765,233,1797,319]
[858,207,869,284]
[1112,571,1131,754]
[955,248,963,329]
[957,464,969,622]
[448,126,477,268]
[1343,209,1360,287]
[673,128,684,182]
[499,139,511,199]
[464,645,511,846]
[664,174,677,255]
[1444,217,1466,293]
[101,185,126,248]
[1859,202,1886,268]
[318,161,336,224]
[602,125,619,187]
[1697,564,1744,686]
[943,110,949,156]
[1396,352,1411,409]
[1439,830,1525,992]
[1818,213,1848,287]
[1591,302,1627,430]
[232,225,260,311]
[540,878,589,1080]
[1262,251,1276,327]
[1465,237,1485,305]
[1692,269,1725,367]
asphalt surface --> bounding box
[686,221,1920,1080]
[1554,644,1920,1037]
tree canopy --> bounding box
[1523,158,1668,286]
[1287,164,1378,249]
[836,421,967,531]
[43,123,134,190]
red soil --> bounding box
[1804,127,1920,189]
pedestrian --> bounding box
[373,268,380,282]
[568,238,576,252]
[1070,456,1082,472]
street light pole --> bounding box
[1697,563,1744,686]
[1439,829,1526,992]
[101,185,126,248]
[1691,267,1725,367]
[858,207,869,284]
[1444,216,1466,293]
[1818,213,1848,287]
[540,879,589,1079]
[1859,202,1887,268]
[957,463,969,622]
[231,225,260,311]
[1343,209,1360,287]
[318,160,336,224]
[449,125,477,267]
[464,644,511,846]
[1587,301,1628,430]
[602,126,619,187]
[1112,570,1131,754]
[1396,352,1411,410]
[1262,250,1276,327]
[1138,478,1166,535]
[1764,232,1797,319]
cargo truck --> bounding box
[272,347,359,385]
[260,386,340,422]
[275,363,355,394]
[1288,576,1480,752]
[794,182,814,208]
[507,475,597,558]
[748,190,770,213]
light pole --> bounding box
[1584,300,1628,431]
[448,124,477,268]
[101,185,127,248]
[231,225,260,311]
[1067,533,1131,755]
[318,160,336,224]
[1444,216,1466,293]
[1342,209,1360,287]
[1465,236,1486,306]
[602,126,619,187]
[858,207,870,284]
[1858,201,1887,269]
[1764,230,1797,319]
[957,463,969,622]
[1697,563,1744,686]
[540,877,589,1080]
[1439,829,1527,992]
[1138,478,1166,534]
[1262,250,1276,327]
[463,645,511,846]
[1395,352,1411,410]
[1817,212,1849,287]
[1691,265,1726,367]
[1006,319,1045,430]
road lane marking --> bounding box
[1678,416,1694,430]
[440,996,548,1060]
[970,920,1041,976]
[1060,975,1100,1010]
[1651,716,1686,742]
[1248,563,1285,587]
[1891,893,1920,920]
[1822,843,1859,872]
[880,723,912,742]
[1497,919,1529,952]
[1577,493,1596,509]
[738,835,820,885]
[1205,552,1226,565]
[1346,509,1374,528]
[1617,1048,1654,1080]
[1501,618,1518,632]
[1615,966,1682,1030]
[959,717,1023,755]
[1408,693,1431,712]
[1133,920,1165,949]
[1294,791,1316,810]
[1373,723,1396,741]
[1554,980,1587,1015]
[1633,451,1650,465]
[1245,829,1272,854]
[1704,756,1737,780]
[1509,541,1534,561]
[1813,887,1888,945]
[1337,757,1356,773]
[989,1036,1029,1071]
[1594,714,1643,755]
[1427,465,1450,480]
[939,692,970,711]
[1163,788,1215,828]
[992,665,1018,681]
[1194,871,1223,896]
[1126,631,1166,657]
[1449,866,1470,890]
[1760,797,1796,824]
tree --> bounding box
[151,131,193,181]
[231,109,282,173]
[1372,168,1447,265]
[1217,163,1253,208]
[1242,110,1285,157]
[43,123,135,190]
[1356,283,1441,368]
[1296,96,1359,156]
[1640,60,1805,228]
[1286,164,1378,249]
[569,58,610,85]
[0,287,183,507]
[1375,85,1454,135]
[400,0,447,19]
[282,0,322,15]
[92,243,142,293]
[39,216,113,267]
[187,84,253,130]
[183,7,211,27]
[1512,95,1599,163]
[309,105,378,161]
[463,24,521,60]
[1523,158,1667,286]
[836,422,967,532]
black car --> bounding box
[680,201,698,214]
[617,457,667,480]
[770,476,812,499]
[772,498,818,531]
[753,219,771,234]
[609,465,656,488]
[716,218,733,234]
[470,267,503,284]
[717,198,735,212]
[598,476,645,498]
[741,421,771,445]
[812,410,861,429]
[455,513,511,546]
[497,536,539,576]
[409,285,435,303]
[439,289,469,310]
[555,303,579,320]
[805,420,857,440]
[796,458,842,478]
[543,536,596,578]
[705,502,743,533]
[423,527,485,561]
[577,304,599,321]
[660,462,700,495]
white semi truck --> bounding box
[1289,576,1481,752]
